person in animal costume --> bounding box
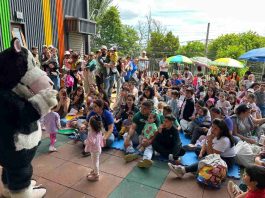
[0,38,58,198]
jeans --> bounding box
[116,76,124,97]
[258,104,265,118]
[160,71,169,79]
[180,119,190,131]
[49,75,60,91]
[123,132,140,154]
[104,74,115,98]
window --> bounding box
[11,23,27,48]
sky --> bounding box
[111,0,265,44]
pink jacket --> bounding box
[84,131,104,153]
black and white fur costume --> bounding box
[0,38,57,198]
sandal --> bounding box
[227,180,242,198]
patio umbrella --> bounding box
[239,47,265,62]
[166,55,193,64]
[211,58,244,68]
[191,57,212,67]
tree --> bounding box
[89,0,113,21]
[177,41,205,57]
[146,31,179,58]
[208,31,265,60]
[96,6,124,48]
[119,25,140,56]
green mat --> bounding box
[58,128,76,135]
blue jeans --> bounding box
[258,105,265,118]
[104,74,115,98]
[49,75,60,91]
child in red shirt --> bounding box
[228,165,265,198]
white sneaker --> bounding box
[154,151,161,156]
[168,163,186,178]
[49,146,57,152]
[10,185,46,198]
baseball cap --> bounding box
[64,51,70,55]
[48,45,54,49]
[42,45,47,48]
[89,52,95,56]
[142,50,146,54]
[101,45,107,50]
[247,88,254,93]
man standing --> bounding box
[159,55,169,79]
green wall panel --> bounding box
[0,0,11,50]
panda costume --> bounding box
[0,38,58,197]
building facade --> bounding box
[0,0,96,63]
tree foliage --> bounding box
[146,31,179,58]
[177,41,205,57]
[119,25,140,56]
[89,0,113,21]
[208,31,265,60]
[96,6,124,48]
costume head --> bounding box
[0,38,53,98]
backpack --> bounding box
[65,75,74,88]
[197,154,227,188]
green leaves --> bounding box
[147,31,180,58]
[177,41,205,57]
[208,31,265,60]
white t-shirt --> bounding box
[159,60,169,72]
[212,137,236,158]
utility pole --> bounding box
[205,22,210,57]
[147,8,152,44]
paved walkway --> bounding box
[0,133,239,198]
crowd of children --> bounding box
[38,45,265,196]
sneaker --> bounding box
[227,180,242,198]
[49,146,57,152]
[87,173,99,181]
[154,151,161,157]
[168,163,185,178]
[124,153,139,163]
[137,159,153,168]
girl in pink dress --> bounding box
[85,115,104,181]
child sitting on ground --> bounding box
[85,115,104,181]
[215,92,231,116]
[185,107,209,136]
[119,111,134,137]
[43,106,61,152]
[247,93,262,119]
[167,90,180,119]
[137,113,158,152]
[227,165,265,198]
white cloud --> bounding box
[112,0,265,43]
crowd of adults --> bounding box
[33,44,265,194]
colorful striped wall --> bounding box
[42,0,53,46]
[0,0,11,50]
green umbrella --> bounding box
[166,55,193,64]
[211,58,244,68]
